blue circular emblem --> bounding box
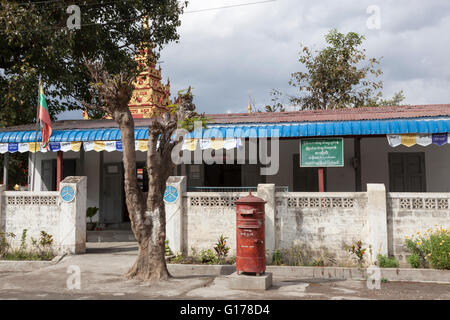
[60,186,75,203]
[164,186,178,203]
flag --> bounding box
[39,81,52,148]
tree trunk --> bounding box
[124,128,173,281]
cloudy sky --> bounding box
[60,0,450,119]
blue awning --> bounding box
[0,117,449,143]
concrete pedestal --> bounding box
[228,272,273,290]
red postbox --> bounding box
[235,192,266,276]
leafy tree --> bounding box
[0,0,186,126]
[376,90,406,107]
[0,0,186,189]
[288,29,384,110]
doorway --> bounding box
[388,152,426,192]
[101,162,124,224]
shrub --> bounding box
[1,229,54,261]
[200,249,219,265]
[376,254,399,268]
[214,235,230,261]
[407,252,421,268]
[404,227,450,270]
[348,240,366,267]
[271,249,283,266]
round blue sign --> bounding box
[60,186,75,203]
[164,186,178,203]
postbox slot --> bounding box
[238,225,260,229]
[239,208,255,215]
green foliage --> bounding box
[376,254,399,268]
[271,249,283,266]
[199,249,220,265]
[214,234,230,260]
[289,29,384,110]
[165,240,172,256]
[405,227,450,270]
[1,229,55,261]
[348,240,367,267]
[86,207,99,223]
[407,252,421,269]
[0,0,187,126]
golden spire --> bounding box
[248,97,252,113]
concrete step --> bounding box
[87,230,136,242]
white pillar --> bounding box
[257,183,276,256]
[59,176,87,254]
[165,176,186,255]
[367,183,388,261]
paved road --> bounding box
[0,242,449,300]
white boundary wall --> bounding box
[165,177,450,266]
[0,176,87,254]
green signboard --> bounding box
[300,138,344,167]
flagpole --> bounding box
[32,76,41,192]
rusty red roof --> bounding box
[207,104,450,124]
[1,104,449,132]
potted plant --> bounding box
[86,207,99,231]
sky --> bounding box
[59,0,450,119]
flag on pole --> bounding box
[39,81,52,148]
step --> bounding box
[87,230,136,242]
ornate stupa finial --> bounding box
[248,97,252,113]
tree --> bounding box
[83,59,204,281]
[288,29,383,110]
[0,0,186,127]
[0,0,186,189]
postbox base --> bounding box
[228,272,272,290]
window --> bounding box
[388,153,426,192]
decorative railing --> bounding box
[388,193,450,210]
[185,192,248,208]
[3,191,59,206]
[276,192,365,209]
[187,186,289,192]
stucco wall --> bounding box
[182,192,244,255]
[387,193,450,263]
[276,192,368,263]
[0,176,87,254]
[174,186,450,266]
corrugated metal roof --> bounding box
[0,117,448,143]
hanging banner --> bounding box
[388,133,450,147]
[401,134,416,147]
[0,143,8,154]
[19,143,29,153]
[49,142,61,152]
[60,142,72,152]
[28,142,39,153]
[71,141,82,152]
[84,141,94,152]
[387,135,401,147]
[432,133,447,146]
[116,141,123,152]
[416,134,432,146]
[8,143,18,153]
[93,141,105,152]
[137,140,148,152]
[105,141,117,152]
